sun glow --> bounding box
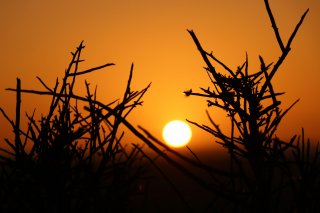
[162,120,192,148]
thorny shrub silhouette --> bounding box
[0,42,151,213]
[139,1,320,213]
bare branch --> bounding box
[67,63,115,76]
[286,8,309,50]
[264,0,285,51]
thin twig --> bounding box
[67,63,115,76]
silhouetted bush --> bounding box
[0,42,151,213]
[138,1,320,212]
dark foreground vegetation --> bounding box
[1,1,319,212]
[0,42,153,212]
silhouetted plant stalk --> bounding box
[184,1,318,212]
[138,1,319,212]
[0,41,152,212]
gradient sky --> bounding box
[1,0,320,151]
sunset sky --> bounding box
[1,0,320,151]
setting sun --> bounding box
[162,120,192,148]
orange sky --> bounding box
[1,0,320,151]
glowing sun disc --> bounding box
[162,120,192,148]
